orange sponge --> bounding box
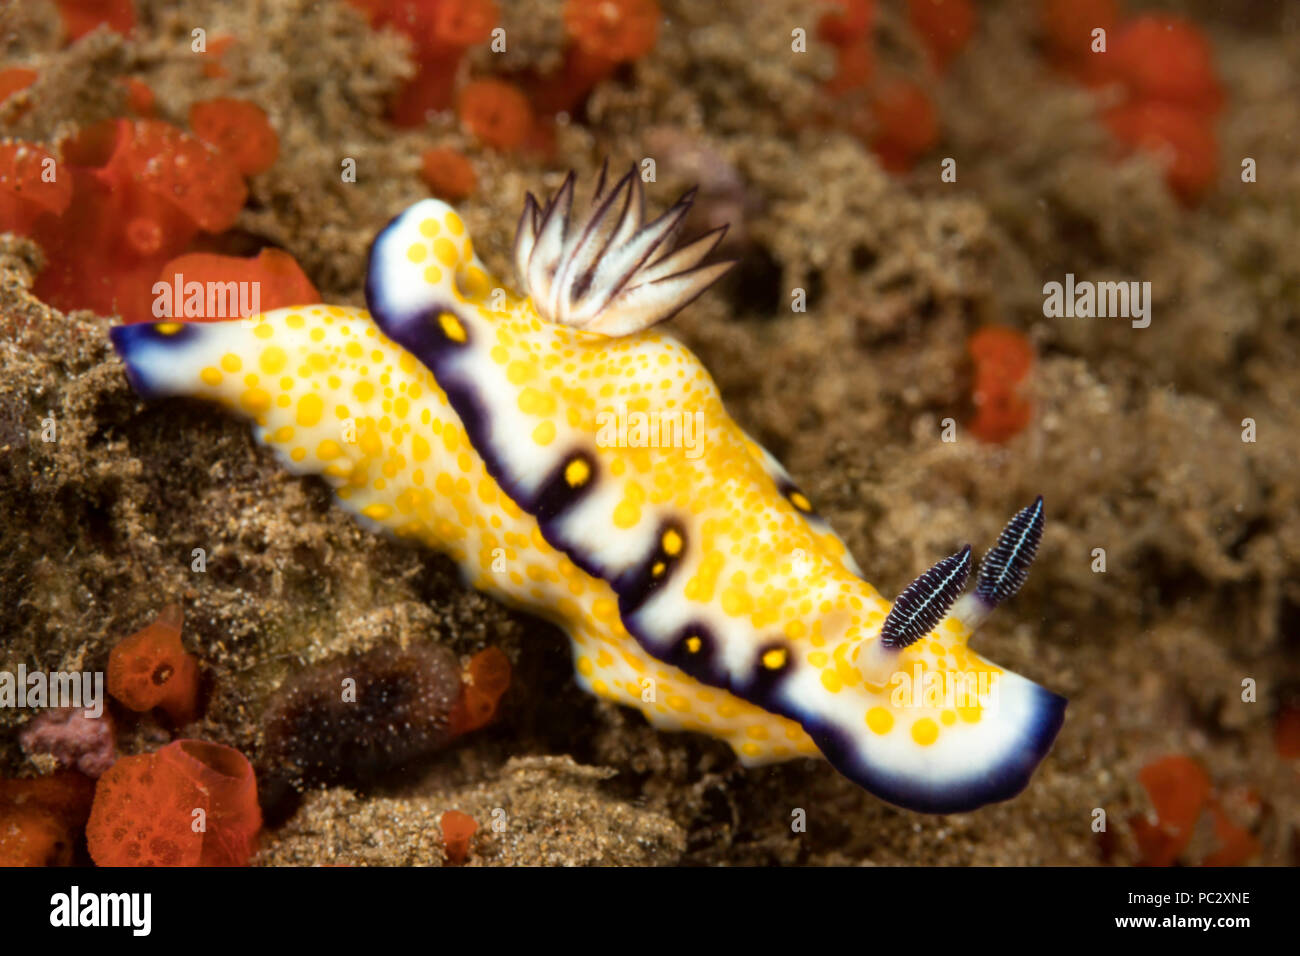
[458,79,534,151]
[1040,0,1119,63]
[1111,14,1223,115]
[107,604,200,724]
[1276,704,1300,759]
[434,0,499,47]
[87,740,261,867]
[0,67,38,123]
[817,0,875,47]
[0,142,73,235]
[449,647,512,736]
[824,40,875,97]
[420,147,477,201]
[439,809,478,864]
[1129,755,1210,866]
[189,98,280,176]
[908,0,975,71]
[564,0,660,63]
[0,772,96,867]
[122,76,155,116]
[53,0,136,43]
[107,119,248,234]
[968,326,1034,444]
[868,77,939,173]
[29,117,250,322]
[1103,101,1217,203]
[152,249,321,322]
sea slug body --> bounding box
[110,166,1066,813]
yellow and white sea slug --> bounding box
[110,166,1065,813]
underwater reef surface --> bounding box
[1,0,1298,865]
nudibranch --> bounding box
[110,166,1066,813]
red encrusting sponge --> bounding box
[823,40,875,98]
[458,79,535,151]
[564,0,659,63]
[817,0,875,48]
[107,604,201,724]
[103,119,249,234]
[532,0,661,116]
[1109,15,1223,115]
[0,68,39,123]
[189,98,281,176]
[439,809,477,864]
[348,0,500,127]
[1039,2,1223,204]
[2,95,294,324]
[448,647,512,735]
[813,0,959,174]
[152,249,321,321]
[967,326,1034,444]
[86,740,261,867]
[1103,101,1217,203]
[52,0,136,43]
[0,142,73,235]
[868,78,940,174]
[1039,0,1119,85]
[1125,755,1260,867]
[0,771,96,867]
[1128,754,1208,867]
[420,147,477,201]
[1102,14,1222,203]
[907,0,975,72]
[26,118,249,321]
[199,34,238,79]
[1276,704,1300,760]
[121,76,155,116]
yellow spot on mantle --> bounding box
[532,421,556,445]
[240,387,271,413]
[296,393,324,427]
[564,458,590,487]
[865,706,893,735]
[433,237,458,266]
[438,312,467,343]
[911,717,939,746]
[259,346,287,375]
